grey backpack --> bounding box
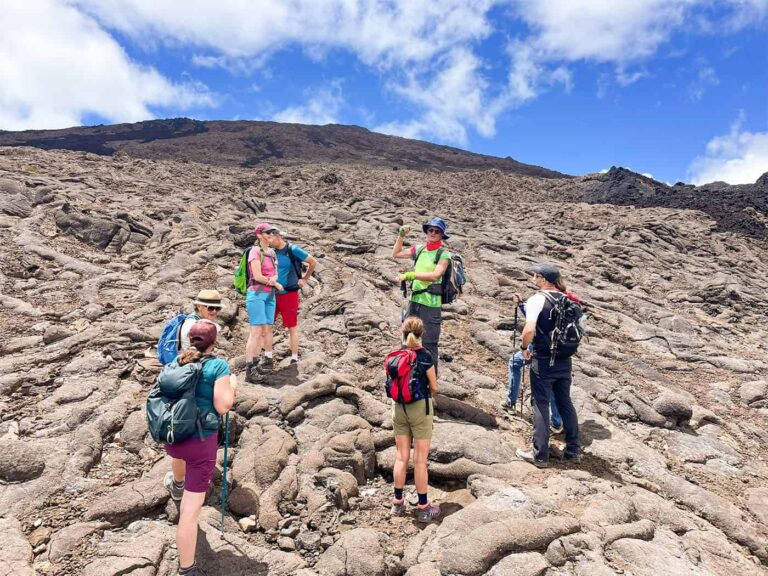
[146,357,211,444]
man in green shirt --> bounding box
[392,217,452,372]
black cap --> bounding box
[531,262,561,283]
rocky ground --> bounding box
[1,145,767,576]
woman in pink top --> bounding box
[245,223,283,383]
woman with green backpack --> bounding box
[163,320,237,576]
[244,223,283,382]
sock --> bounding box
[173,479,184,489]
[179,563,196,574]
[417,493,428,507]
[394,487,404,501]
[291,354,299,361]
[264,351,273,359]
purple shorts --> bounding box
[165,434,218,493]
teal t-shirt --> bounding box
[410,245,451,308]
[196,357,231,437]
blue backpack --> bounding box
[157,313,200,365]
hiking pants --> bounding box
[407,302,441,373]
[530,357,579,461]
[507,352,563,427]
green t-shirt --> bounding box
[410,245,451,308]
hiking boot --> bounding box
[164,472,184,501]
[290,355,300,364]
[178,564,207,576]
[390,499,406,517]
[516,448,548,468]
[564,451,582,464]
[260,356,274,371]
[550,424,564,434]
[244,361,261,384]
[417,503,441,523]
[500,400,514,411]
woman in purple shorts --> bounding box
[163,320,237,576]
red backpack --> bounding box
[385,347,431,414]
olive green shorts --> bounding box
[392,399,433,440]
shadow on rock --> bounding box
[197,528,269,576]
[259,363,300,388]
[580,419,612,447]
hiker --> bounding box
[392,217,452,371]
[503,294,564,433]
[179,290,223,350]
[389,316,441,523]
[516,263,581,468]
[244,223,283,382]
[163,321,237,576]
[269,227,318,363]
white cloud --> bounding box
[377,48,506,144]
[73,0,502,143]
[0,0,214,130]
[688,114,768,184]
[74,0,496,67]
[272,82,344,125]
[504,0,763,103]
[688,62,719,102]
[4,0,766,148]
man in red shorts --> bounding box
[267,226,317,363]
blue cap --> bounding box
[422,217,450,239]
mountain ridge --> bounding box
[0,118,567,178]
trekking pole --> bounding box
[512,306,518,352]
[220,412,230,537]
[519,362,526,417]
[400,280,408,322]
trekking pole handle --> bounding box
[400,280,407,298]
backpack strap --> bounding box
[411,247,444,297]
[250,246,276,288]
[286,243,303,280]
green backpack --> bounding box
[233,246,265,295]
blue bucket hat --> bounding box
[422,217,450,239]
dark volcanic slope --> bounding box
[568,167,768,239]
[0,118,565,178]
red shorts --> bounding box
[275,291,300,328]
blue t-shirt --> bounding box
[196,357,231,437]
[275,243,310,294]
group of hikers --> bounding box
[150,218,584,576]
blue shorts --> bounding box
[246,290,276,326]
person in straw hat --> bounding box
[179,289,223,351]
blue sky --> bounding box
[1,1,767,185]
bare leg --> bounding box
[171,458,186,484]
[176,490,206,569]
[288,326,299,356]
[413,439,431,495]
[246,325,262,362]
[393,435,411,491]
[262,325,273,354]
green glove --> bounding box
[398,225,411,237]
[402,271,416,281]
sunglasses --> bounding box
[205,306,221,312]
[426,227,442,234]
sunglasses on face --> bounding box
[205,306,221,312]
[426,227,442,234]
